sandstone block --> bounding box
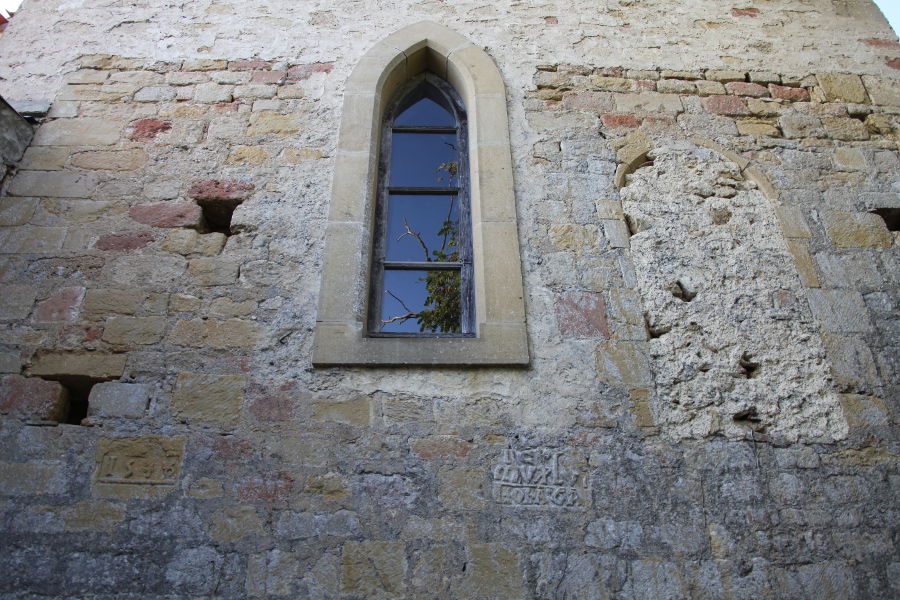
[237,470,294,502]
[555,291,610,338]
[82,289,144,316]
[19,147,69,170]
[0,375,69,421]
[233,84,276,99]
[34,287,85,323]
[769,84,809,101]
[194,83,234,103]
[823,211,891,248]
[183,59,229,71]
[438,466,485,510]
[705,70,745,82]
[703,95,750,115]
[230,59,272,71]
[736,119,780,136]
[774,206,812,238]
[411,436,472,459]
[725,81,769,97]
[210,297,255,317]
[695,80,726,95]
[0,227,67,253]
[133,86,176,102]
[601,114,640,129]
[595,341,652,388]
[42,198,127,223]
[614,93,682,113]
[839,393,889,430]
[656,79,696,94]
[247,111,300,136]
[187,179,255,201]
[2,286,37,320]
[822,334,880,391]
[166,71,209,85]
[65,69,110,84]
[102,316,167,345]
[195,232,226,255]
[823,117,869,141]
[341,541,406,599]
[161,229,198,254]
[86,381,149,419]
[590,76,633,92]
[8,171,97,197]
[32,118,122,146]
[816,73,869,103]
[169,293,200,313]
[187,258,241,285]
[0,197,38,226]
[312,396,371,426]
[287,62,334,80]
[94,231,155,251]
[833,147,867,170]
[171,372,245,425]
[168,318,262,348]
[861,76,900,107]
[28,352,127,380]
[129,202,202,228]
[226,145,270,164]
[779,114,824,138]
[459,544,526,600]
[246,549,300,597]
[62,501,125,531]
[93,435,185,499]
[250,70,286,83]
[549,223,597,248]
[785,239,820,287]
[71,149,148,171]
[749,71,780,84]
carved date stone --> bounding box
[93,435,185,499]
[491,447,590,509]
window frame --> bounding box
[312,21,529,366]
[369,74,474,337]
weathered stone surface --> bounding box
[71,149,148,171]
[311,396,371,426]
[62,501,126,531]
[31,118,122,146]
[0,375,69,421]
[86,381,149,419]
[555,291,610,338]
[816,73,869,103]
[0,286,37,320]
[459,544,526,600]
[0,461,66,495]
[806,289,872,333]
[0,197,38,226]
[186,258,241,285]
[168,318,262,348]
[193,82,233,103]
[94,231,155,251]
[247,111,299,136]
[28,352,126,380]
[341,541,406,599]
[209,506,263,542]
[33,287,85,323]
[93,436,185,499]
[703,95,750,115]
[126,118,172,141]
[82,289,144,316]
[186,179,255,201]
[438,466,485,510]
[7,171,97,197]
[129,202,202,228]
[171,373,245,424]
[823,211,891,248]
[410,436,473,459]
[101,316,167,345]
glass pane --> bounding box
[389,132,459,187]
[386,194,460,262]
[380,269,462,334]
[395,97,455,127]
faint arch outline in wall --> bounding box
[312,21,529,366]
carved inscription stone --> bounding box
[93,435,185,499]
[491,447,590,509]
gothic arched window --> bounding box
[369,75,473,336]
[313,21,528,366]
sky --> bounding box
[0,0,898,32]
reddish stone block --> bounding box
[732,7,760,17]
[769,84,810,101]
[725,81,769,97]
[0,375,69,421]
[187,179,255,201]
[887,58,900,70]
[238,471,294,501]
[129,202,202,228]
[59,325,103,345]
[94,231,155,251]
[555,291,610,338]
[211,436,253,461]
[286,62,335,80]
[634,79,656,91]
[34,287,85,323]
[602,114,641,129]
[248,381,299,421]
[861,38,900,50]
[229,59,272,71]
[642,115,677,128]
[250,70,286,83]
[126,119,172,142]
[544,16,558,24]
[703,94,750,115]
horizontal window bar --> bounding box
[368,332,476,339]
[392,126,458,133]
[383,261,462,270]
[388,187,459,195]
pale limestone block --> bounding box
[87,382,150,419]
[31,118,122,146]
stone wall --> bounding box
[0,1,898,599]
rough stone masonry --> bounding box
[0,0,898,598]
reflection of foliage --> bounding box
[383,196,462,333]
[435,161,458,183]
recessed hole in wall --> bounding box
[670,280,697,302]
[871,207,899,231]
[732,406,760,422]
[44,375,104,425]
[197,198,243,235]
[645,314,672,339]
[738,352,760,379]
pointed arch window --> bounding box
[313,21,529,366]
[370,75,474,336]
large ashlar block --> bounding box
[93,435,185,499]
[311,396,372,426]
[815,73,869,104]
[7,171,97,198]
[0,375,69,421]
[86,381,150,419]
[171,372,245,425]
[341,541,407,599]
[28,352,127,380]
[31,118,122,146]
[823,211,891,248]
